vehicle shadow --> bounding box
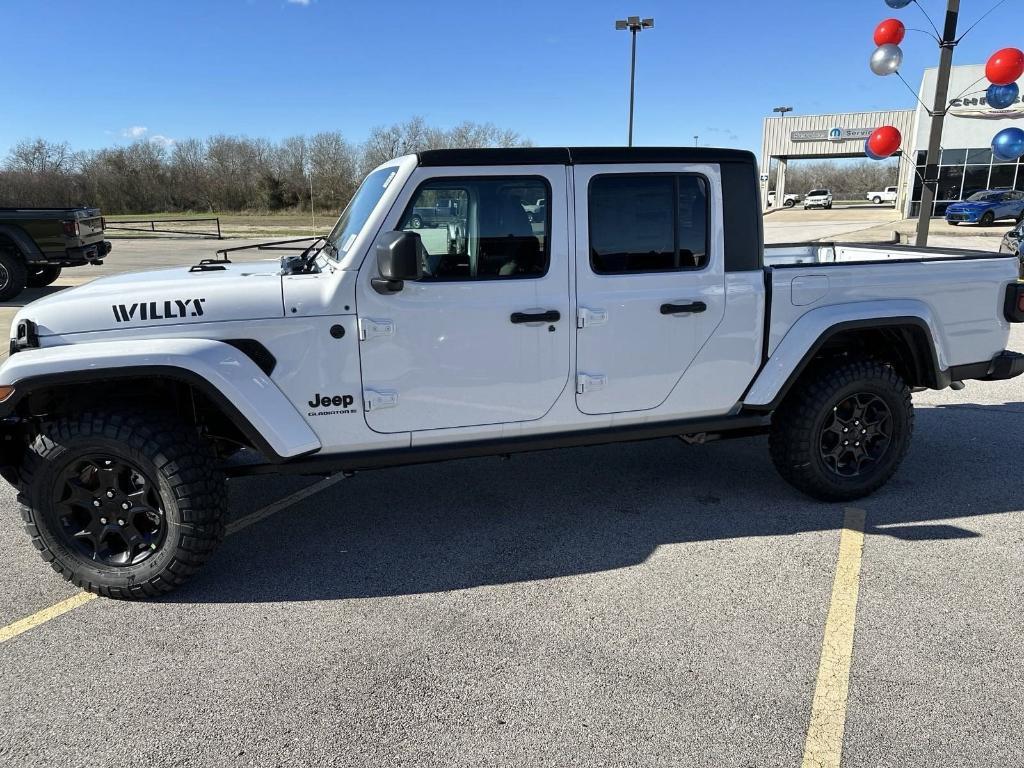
[0,285,71,308]
[169,403,1024,604]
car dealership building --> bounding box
[761,64,1024,217]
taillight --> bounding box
[62,219,80,238]
[1004,282,1024,322]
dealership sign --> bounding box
[948,94,1024,119]
[791,127,876,143]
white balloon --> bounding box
[870,44,903,76]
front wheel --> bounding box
[18,410,227,598]
[769,358,913,501]
[980,211,995,226]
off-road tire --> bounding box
[18,410,228,599]
[0,246,27,301]
[769,358,913,501]
[980,211,995,226]
[26,265,62,287]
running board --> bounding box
[223,413,771,477]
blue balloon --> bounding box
[987,82,1020,110]
[885,0,912,7]
[864,139,885,161]
[992,127,1024,161]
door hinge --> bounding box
[358,318,395,341]
[576,373,607,394]
[577,307,609,328]
[363,389,398,411]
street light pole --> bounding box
[915,0,960,247]
[616,16,654,147]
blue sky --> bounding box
[0,0,1015,157]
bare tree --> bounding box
[0,118,531,213]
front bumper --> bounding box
[946,211,980,223]
[948,351,1024,383]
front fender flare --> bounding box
[0,338,321,460]
[743,299,946,409]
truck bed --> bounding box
[763,242,1019,372]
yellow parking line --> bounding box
[0,592,97,645]
[0,475,345,646]
[800,507,867,768]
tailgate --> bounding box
[78,212,104,241]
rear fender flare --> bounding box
[0,224,44,261]
[743,300,945,410]
[0,338,321,460]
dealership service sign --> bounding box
[791,127,875,143]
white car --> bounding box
[804,189,833,209]
[2,146,1022,598]
[767,191,800,208]
[867,186,898,205]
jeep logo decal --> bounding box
[112,298,206,323]
[307,393,356,416]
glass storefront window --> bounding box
[940,148,968,165]
[962,165,991,198]
[966,147,992,164]
[937,166,964,199]
[990,164,1017,190]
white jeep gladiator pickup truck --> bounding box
[2,146,1022,599]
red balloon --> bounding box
[867,126,902,159]
[986,48,1024,86]
[874,18,905,46]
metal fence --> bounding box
[104,217,222,239]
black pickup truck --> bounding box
[0,207,111,300]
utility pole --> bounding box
[694,135,699,147]
[915,0,960,247]
[616,16,654,147]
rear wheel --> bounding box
[0,246,27,301]
[26,265,62,287]
[18,410,227,599]
[409,215,423,228]
[784,199,796,208]
[769,358,913,501]
[980,211,995,226]
[873,196,882,204]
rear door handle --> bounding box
[660,301,707,315]
[511,310,561,324]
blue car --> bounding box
[945,189,1024,226]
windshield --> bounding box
[326,166,399,259]
[967,191,1003,202]
[808,190,828,196]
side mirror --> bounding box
[373,231,423,294]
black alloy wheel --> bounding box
[817,393,893,478]
[49,456,167,567]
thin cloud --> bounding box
[149,134,175,148]
[286,0,311,5]
[121,125,148,139]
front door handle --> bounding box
[660,301,707,315]
[511,310,561,324]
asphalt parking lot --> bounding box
[1,225,1022,767]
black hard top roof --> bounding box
[417,146,756,167]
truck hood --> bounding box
[15,260,285,338]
